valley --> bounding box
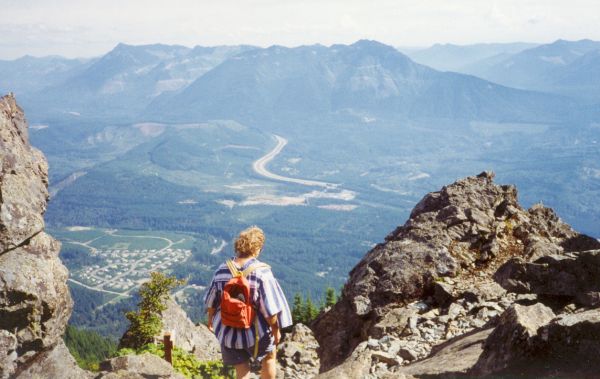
[2,38,599,339]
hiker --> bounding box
[204,226,292,379]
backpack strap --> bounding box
[241,262,270,277]
[225,260,271,278]
[225,260,242,277]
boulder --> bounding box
[495,250,600,305]
[13,340,91,379]
[482,308,600,377]
[398,328,493,377]
[97,353,185,379]
[277,323,320,379]
[470,303,555,375]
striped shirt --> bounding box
[203,257,293,349]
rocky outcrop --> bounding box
[495,249,600,306]
[13,340,91,379]
[0,93,79,378]
[162,299,220,361]
[470,303,556,375]
[120,298,220,362]
[313,171,600,377]
[97,353,185,379]
[277,323,320,379]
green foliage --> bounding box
[123,272,186,349]
[291,293,304,324]
[64,325,117,371]
[303,295,319,323]
[292,291,329,325]
[115,343,234,379]
[325,287,337,308]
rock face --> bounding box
[277,323,320,379]
[97,353,186,379]
[471,303,556,375]
[0,93,82,378]
[120,298,221,362]
[313,171,600,376]
[160,299,220,361]
[495,249,600,306]
[14,340,91,379]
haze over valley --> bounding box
[2,38,599,336]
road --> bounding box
[252,135,336,188]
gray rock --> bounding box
[313,171,599,373]
[161,299,220,361]
[277,323,320,379]
[433,282,454,307]
[471,303,555,375]
[495,250,600,304]
[399,328,494,377]
[369,307,416,338]
[313,172,577,370]
[14,340,91,379]
[98,353,185,379]
[447,302,465,320]
[0,94,48,253]
[371,351,401,366]
[462,281,507,303]
[398,348,418,362]
[0,94,78,379]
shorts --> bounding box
[221,332,275,365]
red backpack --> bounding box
[220,259,270,329]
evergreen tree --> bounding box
[325,287,337,308]
[291,293,304,324]
[64,325,117,371]
[303,294,319,324]
[121,272,186,349]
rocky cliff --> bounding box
[0,93,89,378]
[0,94,215,379]
[313,171,600,378]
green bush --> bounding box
[121,272,186,349]
[115,343,234,379]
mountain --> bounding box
[0,55,92,96]
[399,42,537,73]
[545,49,600,102]
[145,40,571,124]
[22,43,256,121]
[467,39,600,100]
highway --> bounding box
[252,135,336,188]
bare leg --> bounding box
[235,362,251,379]
[260,350,277,379]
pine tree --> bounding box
[325,287,337,308]
[291,293,304,324]
[303,294,319,324]
[121,272,186,349]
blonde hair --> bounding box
[234,226,265,258]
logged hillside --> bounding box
[145,40,573,124]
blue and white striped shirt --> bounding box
[203,257,293,349]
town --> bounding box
[70,247,192,294]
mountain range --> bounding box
[4,39,598,123]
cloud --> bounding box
[0,0,599,58]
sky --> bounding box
[1,0,600,59]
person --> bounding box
[204,226,292,379]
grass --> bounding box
[51,227,197,251]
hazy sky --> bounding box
[1,0,599,59]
